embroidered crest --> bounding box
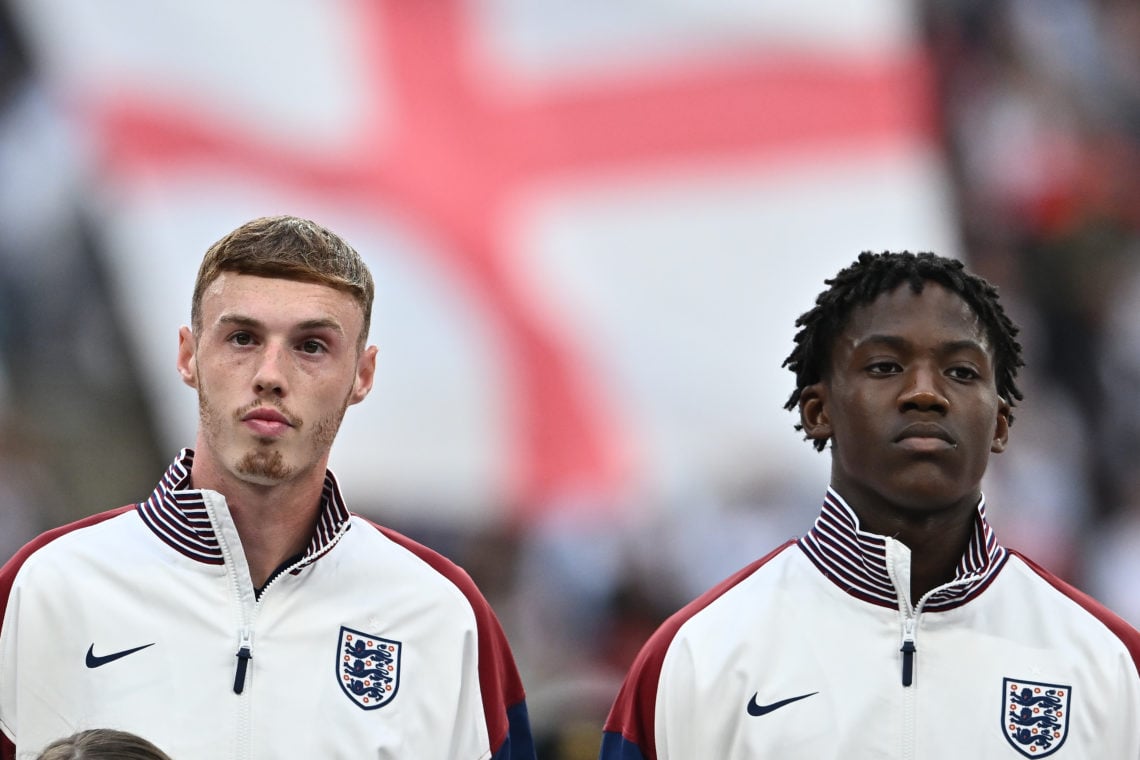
[337,626,402,710]
[1002,678,1071,757]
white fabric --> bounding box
[604,493,1140,759]
[0,492,517,760]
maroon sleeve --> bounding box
[600,607,674,760]
[370,523,530,756]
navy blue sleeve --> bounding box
[491,700,536,760]
[599,730,649,760]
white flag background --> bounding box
[7,0,958,527]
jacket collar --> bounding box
[136,448,352,568]
[797,487,1008,611]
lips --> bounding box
[241,406,295,437]
[894,422,956,452]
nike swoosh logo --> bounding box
[747,691,818,716]
[85,642,155,668]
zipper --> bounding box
[898,591,935,687]
[893,570,979,759]
[882,533,991,759]
[896,581,976,688]
[204,489,258,760]
[898,599,924,760]
[205,490,352,758]
[229,550,316,693]
[900,616,917,687]
[233,628,253,694]
[885,539,921,688]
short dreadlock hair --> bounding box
[782,251,1024,451]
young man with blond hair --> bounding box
[1,215,535,759]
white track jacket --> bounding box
[0,450,535,760]
[601,489,1140,759]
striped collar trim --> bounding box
[136,448,352,568]
[797,487,1007,611]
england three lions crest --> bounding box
[1002,678,1071,757]
[337,626,402,710]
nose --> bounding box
[253,343,287,397]
[898,365,948,414]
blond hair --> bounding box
[191,215,374,347]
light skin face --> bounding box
[798,282,1010,583]
[177,273,377,496]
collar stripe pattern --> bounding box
[797,488,1008,611]
[135,448,352,569]
[137,453,222,564]
[296,478,353,573]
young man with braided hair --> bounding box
[0,215,535,760]
[599,251,1140,759]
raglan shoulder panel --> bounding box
[0,506,135,630]
[1,506,135,759]
[1009,549,1140,679]
[600,540,798,760]
[358,518,534,760]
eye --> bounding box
[866,360,901,375]
[947,365,980,381]
[299,339,326,355]
[229,332,255,347]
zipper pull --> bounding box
[900,618,916,687]
[233,630,253,694]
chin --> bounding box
[235,448,295,483]
[887,482,974,514]
[236,471,289,487]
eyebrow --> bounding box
[856,334,989,355]
[217,314,346,336]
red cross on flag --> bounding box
[9,0,959,524]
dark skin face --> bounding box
[798,282,1011,598]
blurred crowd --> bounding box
[921,0,1140,629]
[3,2,1140,758]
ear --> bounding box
[799,382,832,444]
[347,345,378,406]
[177,326,199,389]
[990,396,1011,453]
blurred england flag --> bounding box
[7,0,958,525]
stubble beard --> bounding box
[235,447,291,482]
[197,385,349,485]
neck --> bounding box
[227,482,323,588]
[891,516,974,601]
[191,455,327,588]
[835,489,979,600]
